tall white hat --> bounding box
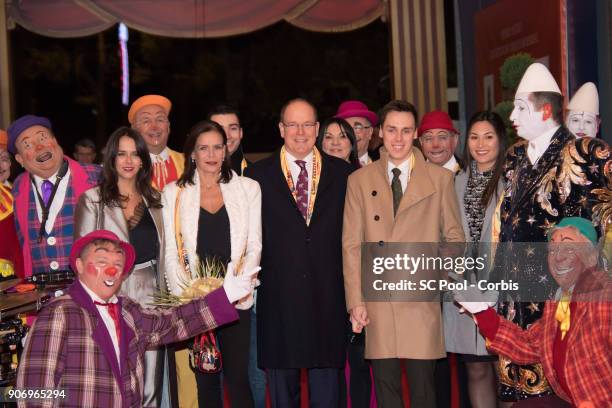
[515,62,561,95]
[567,82,599,114]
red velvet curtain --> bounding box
[7,0,384,38]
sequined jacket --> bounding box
[501,128,612,242]
[491,127,612,400]
[495,128,612,306]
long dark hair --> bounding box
[177,120,233,187]
[316,117,360,167]
[462,111,507,207]
[100,126,161,208]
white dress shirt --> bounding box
[32,166,71,234]
[527,126,560,165]
[285,150,314,205]
[387,159,411,193]
[81,281,121,367]
[359,152,371,167]
[443,155,459,172]
[149,146,170,163]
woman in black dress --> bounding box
[163,120,262,408]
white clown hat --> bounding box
[515,62,561,95]
[567,82,599,115]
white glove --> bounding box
[450,273,498,314]
[223,262,261,304]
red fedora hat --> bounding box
[418,110,458,135]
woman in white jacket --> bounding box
[163,120,261,408]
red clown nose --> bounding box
[105,266,119,277]
[70,230,135,276]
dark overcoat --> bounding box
[245,151,352,368]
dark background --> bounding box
[11,20,391,156]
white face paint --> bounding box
[509,92,550,141]
[566,111,598,139]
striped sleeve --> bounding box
[16,303,68,408]
[136,288,238,348]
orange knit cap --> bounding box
[128,95,172,125]
[0,129,7,151]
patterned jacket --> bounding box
[16,280,238,407]
[500,128,612,245]
[482,270,611,406]
[491,127,612,400]
[493,127,612,325]
[12,157,100,276]
[492,126,612,318]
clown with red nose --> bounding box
[7,114,101,278]
[16,229,259,407]
[68,229,257,306]
[70,229,135,303]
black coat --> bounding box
[245,151,352,369]
[230,147,252,176]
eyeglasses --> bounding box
[352,124,372,133]
[135,117,169,127]
[420,132,454,144]
[282,122,317,132]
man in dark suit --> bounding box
[245,98,352,407]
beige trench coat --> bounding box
[342,148,464,359]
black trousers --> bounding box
[340,327,371,408]
[267,367,342,408]
[371,358,436,408]
[435,355,471,408]
[196,309,253,408]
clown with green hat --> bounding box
[454,216,611,407]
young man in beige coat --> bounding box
[342,100,464,408]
